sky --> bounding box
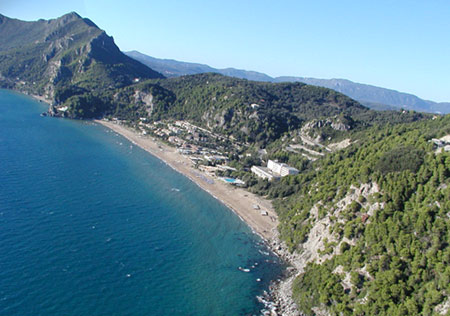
[2,0,450,102]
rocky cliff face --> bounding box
[133,90,155,115]
[268,183,383,316]
[0,12,163,107]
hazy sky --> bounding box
[2,0,450,102]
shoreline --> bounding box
[1,88,300,315]
[94,120,301,315]
[95,120,279,241]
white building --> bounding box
[251,160,299,181]
[280,165,300,177]
[267,160,299,176]
[168,125,181,134]
[267,159,280,174]
[431,135,450,153]
[251,166,278,181]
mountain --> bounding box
[126,51,450,114]
[0,12,426,130]
[126,50,273,82]
[0,13,163,109]
[275,77,450,114]
[1,12,404,126]
[125,50,217,77]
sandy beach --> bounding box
[95,120,279,241]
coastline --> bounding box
[95,120,279,241]
[95,120,301,315]
[94,119,301,316]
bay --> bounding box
[0,90,282,316]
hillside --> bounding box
[126,51,450,114]
[151,74,428,144]
[0,13,163,109]
[73,72,425,147]
[269,116,450,315]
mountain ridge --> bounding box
[126,50,450,114]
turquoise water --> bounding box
[0,90,282,316]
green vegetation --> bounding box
[274,116,450,315]
[375,145,425,174]
[150,74,426,145]
[153,74,358,144]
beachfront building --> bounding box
[251,166,278,181]
[267,160,299,176]
[168,124,181,134]
[251,160,299,181]
[168,136,183,145]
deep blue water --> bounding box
[0,90,282,316]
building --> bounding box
[267,160,299,176]
[204,155,228,163]
[251,166,279,181]
[168,136,182,145]
[168,125,181,134]
[251,160,298,181]
[431,135,450,153]
[279,165,300,177]
[217,165,237,172]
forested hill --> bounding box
[126,50,450,114]
[271,115,450,315]
[0,12,163,105]
[152,73,368,142]
[149,74,425,144]
[57,71,426,145]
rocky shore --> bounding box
[261,235,304,316]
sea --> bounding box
[0,90,283,316]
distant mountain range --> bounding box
[126,50,450,114]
